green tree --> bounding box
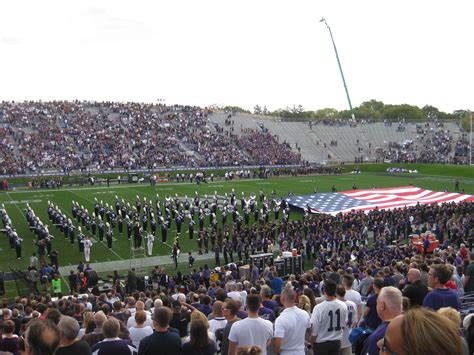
[383,104,425,121]
[421,105,440,120]
[314,108,338,119]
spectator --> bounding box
[91,317,136,355]
[362,278,383,330]
[208,301,226,342]
[423,264,461,311]
[297,295,312,315]
[182,318,217,355]
[310,279,348,355]
[183,311,216,344]
[358,269,374,297]
[361,286,402,355]
[169,300,194,339]
[378,307,462,355]
[260,286,278,312]
[401,268,428,308]
[437,307,469,355]
[82,311,107,348]
[56,316,92,355]
[126,302,152,329]
[220,300,240,355]
[266,272,281,296]
[273,287,311,355]
[78,310,93,338]
[46,308,62,325]
[463,253,474,293]
[138,307,182,355]
[343,275,362,323]
[0,320,19,355]
[128,311,153,349]
[336,286,358,355]
[228,294,273,355]
[236,346,262,355]
[23,319,60,355]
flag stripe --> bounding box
[334,194,474,215]
[286,186,474,215]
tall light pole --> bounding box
[320,17,355,120]
[470,111,473,165]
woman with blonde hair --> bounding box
[77,309,93,338]
[236,345,262,355]
[184,310,216,344]
[379,307,462,355]
[182,318,217,355]
[437,307,469,355]
[297,295,312,315]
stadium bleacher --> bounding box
[0,101,470,176]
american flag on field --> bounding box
[286,186,474,215]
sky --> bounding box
[0,1,472,113]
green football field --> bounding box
[1,163,473,272]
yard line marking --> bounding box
[59,191,125,261]
[5,192,29,217]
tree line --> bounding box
[209,101,472,130]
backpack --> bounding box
[350,327,373,355]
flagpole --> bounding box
[320,17,355,120]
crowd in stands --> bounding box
[1,188,474,354]
[0,101,302,175]
[374,123,468,164]
[455,134,471,164]
[2,101,472,177]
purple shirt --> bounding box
[422,288,461,311]
[258,306,275,322]
[262,300,279,312]
[236,310,248,319]
[361,321,389,355]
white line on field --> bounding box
[61,190,125,261]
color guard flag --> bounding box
[286,186,474,215]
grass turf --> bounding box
[0,164,472,273]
